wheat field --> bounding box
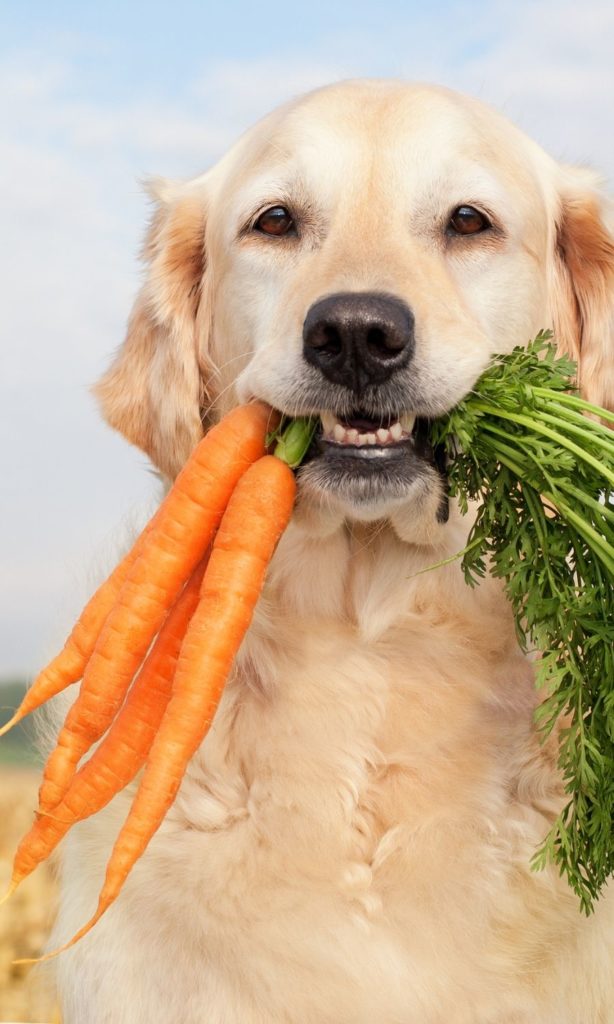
[0,769,58,1023]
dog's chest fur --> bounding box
[56,522,614,1023]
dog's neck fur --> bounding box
[262,500,509,642]
[229,504,539,775]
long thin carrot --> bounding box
[26,454,296,960]
[37,402,272,813]
[0,520,158,739]
[4,557,208,900]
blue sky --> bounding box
[1,0,613,675]
[2,1,492,92]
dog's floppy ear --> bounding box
[551,168,614,411]
[94,178,213,479]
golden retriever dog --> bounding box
[50,80,614,1022]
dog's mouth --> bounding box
[296,407,446,513]
[318,409,418,450]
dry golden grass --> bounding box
[0,769,58,1023]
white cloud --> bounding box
[453,1,614,178]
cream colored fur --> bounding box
[50,80,614,1023]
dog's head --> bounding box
[95,80,614,539]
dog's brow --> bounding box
[235,178,293,212]
[233,174,312,223]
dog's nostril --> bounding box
[366,326,404,359]
[311,324,343,357]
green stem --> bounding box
[407,533,486,578]
[472,425,528,477]
[537,399,614,449]
[553,481,614,530]
[553,499,614,576]
[532,388,614,425]
[487,449,614,574]
[471,403,614,488]
[529,409,614,458]
[517,443,614,558]
[522,484,562,601]
[460,421,614,553]
[509,459,612,538]
[503,430,614,530]
[273,418,318,468]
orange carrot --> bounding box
[30,454,296,958]
[5,557,208,898]
[37,403,272,813]
[0,520,157,740]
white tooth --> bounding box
[320,412,336,436]
[333,423,346,442]
[400,413,416,435]
[376,428,390,443]
[346,428,359,444]
[390,422,402,441]
[365,433,377,445]
[356,432,369,446]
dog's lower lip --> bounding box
[320,436,415,460]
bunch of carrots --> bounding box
[1,402,308,959]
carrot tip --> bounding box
[14,940,74,966]
[0,881,19,907]
[14,950,68,965]
[14,905,105,964]
[0,711,22,738]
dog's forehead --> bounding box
[222,81,549,216]
[286,81,481,148]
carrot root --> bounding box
[13,903,105,963]
[0,712,23,739]
[0,882,18,907]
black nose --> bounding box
[303,292,415,392]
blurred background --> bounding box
[1,0,613,1019]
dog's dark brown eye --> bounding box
[254,206,295,237]
[448,206,490,236]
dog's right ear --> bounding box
[94,178,213,479]
[551,168,614,413]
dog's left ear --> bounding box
[94,178,213,479]
[551,168,614,411]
